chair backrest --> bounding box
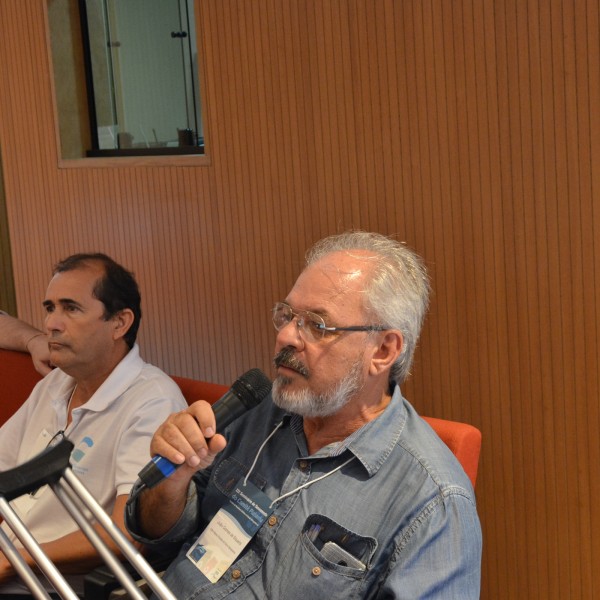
[170,375,228,406]
[0,349,43,426]
[421,416,481,488]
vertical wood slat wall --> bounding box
[0,1,598,597]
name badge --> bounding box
[186,478,273,583]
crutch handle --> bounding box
[0,438,73,500]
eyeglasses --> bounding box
[272,302,387,342]
[46,429,65,449]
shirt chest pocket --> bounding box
[267,514,377,600]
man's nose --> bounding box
[275,318,304,350]
[45,310,64,332]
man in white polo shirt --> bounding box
[0,253,187,596]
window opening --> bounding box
[79,0,204,157]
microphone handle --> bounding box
[138,455,180,489]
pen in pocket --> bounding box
[307,523,322,542]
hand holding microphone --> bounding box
[137,368,272,490]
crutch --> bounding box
[0,438,176,600]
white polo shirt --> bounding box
[0,344,187,591]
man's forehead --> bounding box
[45,266,102,299]
[307,249,374,283]
[289,250,374,310]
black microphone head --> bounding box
[230,368,272,410]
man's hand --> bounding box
[27,333,52,376]
[135,401,227,540]
[0,314,52,375]
[150,400,228,481]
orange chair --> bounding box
[0,349,43,426]
[422,416,482,488]
[170,375,228,406]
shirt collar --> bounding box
[343,386,407,476]
[287,386,407,478]
[49,344,144,414]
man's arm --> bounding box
[0,313,51,376]
[380,491,482,599]
[0,495,139,582]
[130,401,227,539]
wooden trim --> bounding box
[57,154,212,169]
[44,0,212,167]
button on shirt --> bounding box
[127,387,482,599]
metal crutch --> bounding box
[0,439,176,600]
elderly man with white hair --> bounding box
[127,231,482,599]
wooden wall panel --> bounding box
[0,1,599,597]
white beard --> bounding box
[272,359,364,418]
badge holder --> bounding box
[0,438,176,600]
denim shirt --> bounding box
[127,388,482,599]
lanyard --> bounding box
[243,421,356,509]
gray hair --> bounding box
[305,231,430,386]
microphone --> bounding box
[137,368,272,490]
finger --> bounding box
[186,400,218,439]
[150,411,203,466]
[206,433,228,457]
[35,360,53,376]
[151,403,220,469]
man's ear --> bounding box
[369,330,403,377]
[111,309,135,341]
